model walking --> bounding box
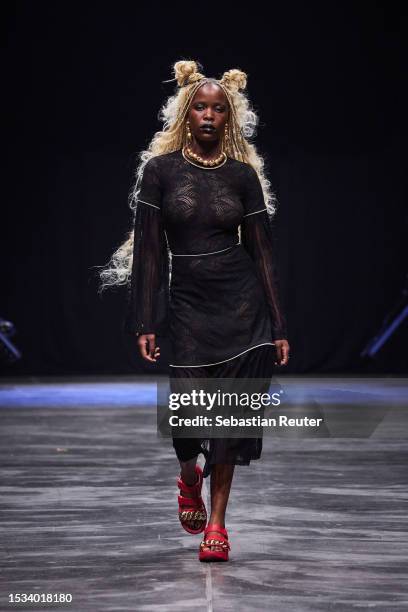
[100,60,290,561]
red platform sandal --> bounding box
[199,523,230,562]
[177,464,207,535]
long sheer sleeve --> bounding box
[241,165,288,341]
[123,158,169,337]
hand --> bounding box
[137,333,160,363]
[274,339,290,366]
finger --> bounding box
[147,335,156,360]
[138,337,156,362]
[281,346,290,366]
[138,338,150,361]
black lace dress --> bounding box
[124,149,288,477]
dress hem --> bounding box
[168,341,275,368]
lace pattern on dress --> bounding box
[123,151,287,350]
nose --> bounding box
[203,108,215,121]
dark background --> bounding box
[3,1,407,375]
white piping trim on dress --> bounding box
[137,198,160,210]
[169,342,275,368]
[243,208,267,217]
[171,242,240,257]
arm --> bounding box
[123,158,169,344]
[240,164,288,343]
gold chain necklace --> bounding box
[182,145,227,169]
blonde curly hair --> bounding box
[98,59,278,292]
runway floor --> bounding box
[0,375,407,611]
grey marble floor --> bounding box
[0,376,407,611]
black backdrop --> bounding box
[3,2,406,375]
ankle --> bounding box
[208,517,225,529]
[180,472,198,487]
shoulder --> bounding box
[137,155,171,208]
[227,160,262,198]
[232,160,266,214]
[144,150,180,170]
[227,158,260,182]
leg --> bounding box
[199,346,275,558]
[201,462,235,552]
[172,436,201,486]
[201,345,275,477]
[179,456,198,487]
[172,440,206,532]
[209,462,235,526]
[170,366,209,532]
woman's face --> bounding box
[187,82,229,144]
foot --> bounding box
[179,473,202,531]
[199,523,230,562]
[200,528,226,552]
[183,512,205,532]
[177,465,207,534]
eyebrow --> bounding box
[193,100,227,106]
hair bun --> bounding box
[220,68,247,92]
[173,60,205,87]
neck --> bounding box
[189,139,222,159]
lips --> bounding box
[200,124,216,131]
